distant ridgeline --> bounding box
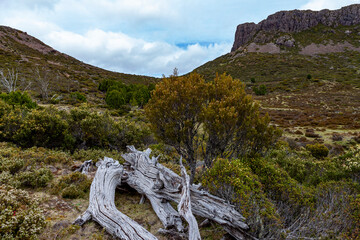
[231,4,360,54]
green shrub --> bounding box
[0,171,20,188]
[253,84,267,95]
[17,167,53,188]
[13,108,68,148]
[202,158,282,238]
[1,104,151,151]
[345,194,360,239]
[0,108,24,142]
[105,89,127,108]
[287,181,359,239]
[336,145,360,182]
[52,172,92,199]
[0,91,37,109]
[0,157,24,174]
[268,148,346,186]
[306,143,329,159]
[100,79,153,108]
[98,79,117,92]
[70,92,87,103]
[0,185,46,239]
[0,99,11,118]
[250,77,256,83]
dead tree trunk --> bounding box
[178,158,201,240]
[121,146,249,239]
[75,147,251,240]
[74,157,157,240]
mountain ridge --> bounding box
[232,4,360,52]
[0,25,156,103]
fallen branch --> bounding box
[178,157,201,240]
[122,146,249,239]
[74,157,157,240]
[75,147,251,240]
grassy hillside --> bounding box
[0,21,360,240]
[0,26,157,104]
[194,24,360,130]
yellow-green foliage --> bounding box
[337,145,360,179]
[16,168,53,188]
[268,148,345,186]
[145,72,281,182]
[0,101,151,151]
[202,158,281,238]
[51,172,92,199]
[306,143,329,159]
[14,107,69,148]
[0,91,37,109]
[0,185,46,239]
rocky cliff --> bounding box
[231,4,360,52]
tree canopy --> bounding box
[145,72,281,182]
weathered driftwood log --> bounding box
[122,146,249,240]
[74,157,157,240]
[178,158,201,240]
[123,147,184,232]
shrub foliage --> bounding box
[145,72,281,182]
[0,185,46,239]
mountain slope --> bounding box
[194,5,360,129]
[0,26,156,102]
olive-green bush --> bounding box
[202,158,281,238]
[0,101,151,151]
[51,172,92,199]
[16,167,53,188]
[99,79,154,108]
[306,143,329,159]
[0,185,46,239]
[13,107,69,148]
[0,91,37,109]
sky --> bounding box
[0,0,359,77]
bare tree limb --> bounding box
[0,68,19,92]
[178,157,201,240]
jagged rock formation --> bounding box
[231,4,360,52]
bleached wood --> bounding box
[123,146,184,232]
[75,160,92,174]
[74,157,157,240]
[122,146,249,240]
[178,158,201,240]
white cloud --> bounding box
[301,0,360,10]
[4,0,356,76]
[44,29,231,76]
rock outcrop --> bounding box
[231,4,360,52]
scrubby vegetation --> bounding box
[202,144,360,239]
[0,99,150,151]
[0,185,46,239]
[51,172,92,199]
[145,73,281,182]
[0,23,359,240]
[99,79,155,109]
